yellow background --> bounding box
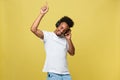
[0,0,120,80]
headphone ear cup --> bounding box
[56,20,60,27]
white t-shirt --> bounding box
[41,31,69,74]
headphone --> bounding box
[55,20,61,27]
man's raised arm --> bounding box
[30,4,49,39]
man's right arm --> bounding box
[30,4,49,39]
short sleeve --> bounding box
[42,30,49,42]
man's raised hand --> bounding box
[40,2,49,15]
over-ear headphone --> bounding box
[55,20,61,27]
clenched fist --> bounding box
[40,3,49,15]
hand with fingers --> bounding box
[65,29,72,40]
[40,3,49,15]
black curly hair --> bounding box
[55,16,74,28]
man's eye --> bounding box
[60,27,63,29]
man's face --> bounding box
[56,22,70,36]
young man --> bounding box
[31,4,75,80]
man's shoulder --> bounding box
[42,30,54,37]
[42,30,52,33]
[42,30,52,34]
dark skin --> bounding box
[31,4,75,56]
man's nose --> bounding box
[60,29,64,33]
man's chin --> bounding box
[56,33,61,36]
[57,34,64,37]
[57,34,61,36]
[56,32,64,37]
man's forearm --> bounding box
[31,13,45,32]
[67,39,75,56]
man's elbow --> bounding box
[71,52,75,56]
[30,27,36,33]
[69,50,75,56]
